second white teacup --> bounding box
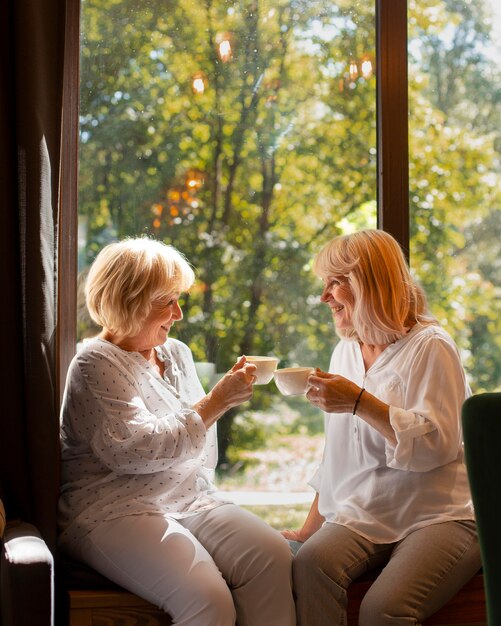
[245,356,279,385]
[274,367,314,396]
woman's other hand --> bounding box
[281,528,308,543]
[281,493,324,546]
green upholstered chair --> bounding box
[462,392,501,626]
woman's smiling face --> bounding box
[320,276,355,331]
[131,293,183,350]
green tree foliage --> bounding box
[78,0,379,461]
[408,0,501,392]
[78,0,501,465]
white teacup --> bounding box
[274,367,314,396]
[245,356,279,385]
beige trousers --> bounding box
[292,519,480,626]
[68,503,296,626]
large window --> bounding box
[66,0,501,524]
[76,0,378,514]
[408,0,501,393]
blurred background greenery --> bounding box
[76,0,501,501]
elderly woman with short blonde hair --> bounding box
[58,237,295,626]
[283,229,480,626]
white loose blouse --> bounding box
[58,337,224,547]
[309,324,474,543]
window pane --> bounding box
[408,0,501,392]
[78,0,376,517]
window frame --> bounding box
[58,0,81,405]
[376,0,409,256]
[56,0,409,405]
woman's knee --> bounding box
[358,586,419,626]
[245,524,294,575]
[293,538,331,588]
[266,532,294,570]
[197,577,236,625]
[162,571,236,626]
[241,533,293,594]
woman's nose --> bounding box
[173,301,183,320]
[320,286,331,302]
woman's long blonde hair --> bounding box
[313,229,436,345]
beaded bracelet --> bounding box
[352,387,365,415]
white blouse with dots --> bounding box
[58,337,223,547]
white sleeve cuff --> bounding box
[385,406,436,470]
[308,464,323,492]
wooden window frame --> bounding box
[376,0,409,257]
[56,0,410,405]
[58,0,81,405]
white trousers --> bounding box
[66,503,296,626]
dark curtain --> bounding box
[0,0,68,551]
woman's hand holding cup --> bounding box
[305,368,360,414]
[194,357,256,427]
[213,356,257,408]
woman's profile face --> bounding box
[320,276,354,331]
[130,293,183,350]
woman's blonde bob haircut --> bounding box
[86,237,195,337]
[313,229,436,345]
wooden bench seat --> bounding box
[67,570,485,626]
[69,589,172,626]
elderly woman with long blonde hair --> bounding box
[283,229,480,626]
[58,237,295,626]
